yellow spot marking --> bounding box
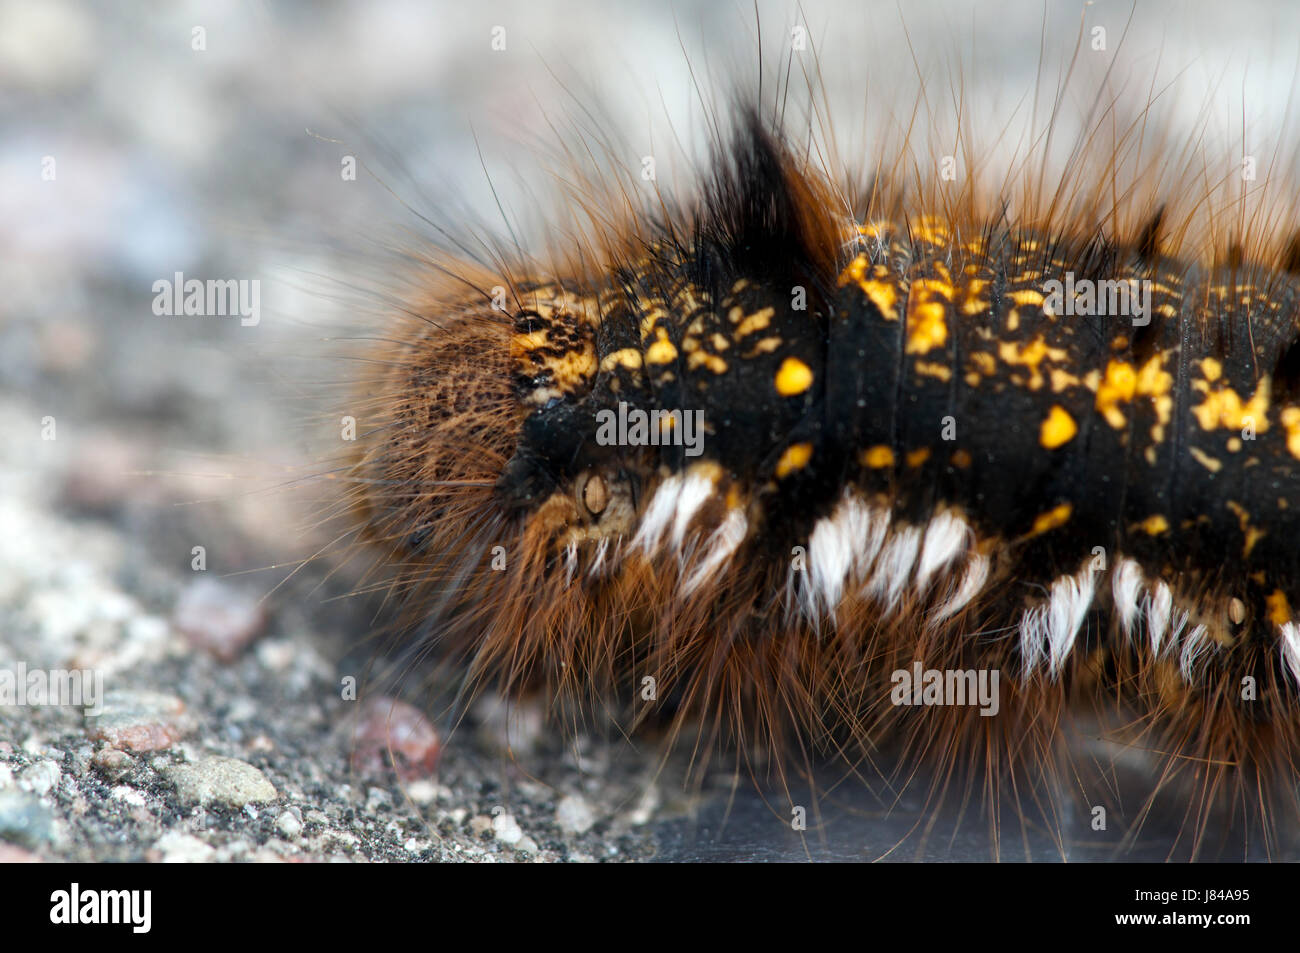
[775,442,813,478]
[1200,358,1223,382]
[1096,355,1173,438]
[1095,360,1137,429]
[905,447,931,468]
[1009,289,1046,309]
[961,279,991,316]
[860,445,895,468]
[968,352,996,377]
[838,257,899,321]
[735,307,775,338]
[1030,503,1072,536]
[1136,515,1169,536]
[904,278,952,355]
[600,348,643,373]
[861,281,900,321]
[775,356,814,396]
[1281,406,1300,460]
[915,361,952,382]
[1266,589,1292,626]
[998,336,1067,390]
[1191,376,1271,434]
[1040,405,1078,449]
[1137,355,1174,436]
[639,307,669,341]
[1189,447,1222,473]
[745,336,783,356]
[687,351,728,374]
[644,329,678,365]
[511,330,553,351]
[914,218,951,245]
[1226,501,1266,557]
[1049,368,1080,393]
[950,449,972,468]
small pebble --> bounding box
[405,779,438,805]
[627,785,659,826]
[492,812,523,845]
[0,789,56,847]
[90,747,133,781]
[0,843,42,862]
[59,434,140,512]
[275,810,302,839]
[85,689,190,752]
[110,786,148,807]
[555,794,596,835]
[173,577,266,662]
[164,757,278,808]
[154,831,216,863]
[20,761,61,796]
[350,696,440,779]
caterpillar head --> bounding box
[342,117,855,726]
[494,283,646,550]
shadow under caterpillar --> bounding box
[313,13,1300,861]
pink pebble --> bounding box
[350,697,441,779]
[174,578,267,662]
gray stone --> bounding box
[0,789,56,847]
[164,757,277,808]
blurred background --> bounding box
[2,0,1300,862]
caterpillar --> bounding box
[309,3,1300,860]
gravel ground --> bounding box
[0,394,683,863]
[4,0,1300,864]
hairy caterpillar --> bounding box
[304,2,1300,860]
